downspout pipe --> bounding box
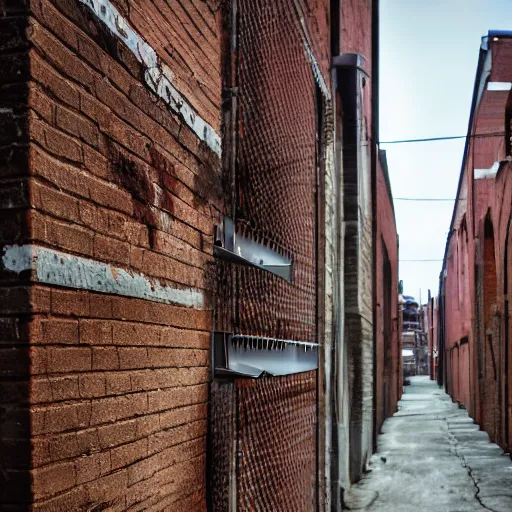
[330,67,342,512]
[371,0,379,454]
[329,2,341,510]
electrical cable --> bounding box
[394,197,460,201]
[400,259,443,262]
[380,132,504,145]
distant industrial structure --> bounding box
[401,294,428,378]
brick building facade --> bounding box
[0,0,399,510]
[1,0,222,509]
[374,150,400,439]
[441,31,512,451]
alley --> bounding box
[347,377,512,512]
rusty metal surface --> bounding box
[209,380,236,512]
[209,373,317,512]
[212,2,320,510]
[236,372,317,512]
[225,0,319,343]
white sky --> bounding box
[380,0,512,303]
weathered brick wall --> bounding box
[445,151,512,450]
[374,154,399,437]
[1,0,222,509]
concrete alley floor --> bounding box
[346,376,512,512]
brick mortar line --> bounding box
[29,392,208,412]
[14,302,213,330]
[40,314,212,332]
[31,449,207,505]
[128,483,205,510]
[181,0,219,39]
[138,486,205,511]
[0,319,211,334]
[2,374,209,385]
[31,427,207,468]
[30,399,209,429]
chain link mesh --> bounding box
[229,0,318,343]
[236,372,317,512]
[212,1,320,510]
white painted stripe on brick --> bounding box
[303,40,330,98]
[2,245,204,308]
[475,161,500,179]
[487,81,512,91]
[291,0,330,98]
[77,0,221,156]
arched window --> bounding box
[483,214,497,330]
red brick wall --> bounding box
[0,0,223,508]
[374,154,399,436]
[445,150,512,448]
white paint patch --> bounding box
[487,81,512,91]
[303,41,330,98]
[291,0,330,98]
[1,245,34,273]
[2,245,204,308]
[475,161,500,179]
[77,0,221,156]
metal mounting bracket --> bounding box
[213,218,292,282]
[213,332,319,378]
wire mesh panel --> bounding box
[209,380,236,511]
[231,0,319,342]
[236,372,317,511]
[211,1,321,510]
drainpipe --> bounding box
[333,50,370,484]
[329,2,341,510]
[371,0,379,454]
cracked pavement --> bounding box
[345,376,512,511]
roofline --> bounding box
[378,148,396,224]
[488,30,512,40]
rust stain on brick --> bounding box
[108,142,153,205]
[193,162,223,207]
[106,141,166,236]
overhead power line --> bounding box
[400,259,443,262]
[380,132,504,145]
[394,197,459,201]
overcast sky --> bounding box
[380,0,512,303]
